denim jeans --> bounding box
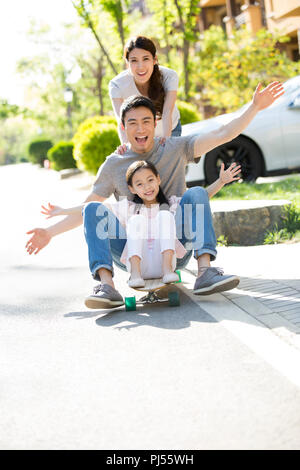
[171,119,182,137]
[83,186,217,280]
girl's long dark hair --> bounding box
[126,161,169,208]
[124,36,165,119]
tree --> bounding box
[99,0,129,53]
[72,0,119,75]
[146,0,199,99]
[172,0,199,99]
[196,26,300,114]
[145,0,174,65]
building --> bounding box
[199,0,300,61]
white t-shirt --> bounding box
[109,65,180,136]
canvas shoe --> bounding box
[85,283,124,309]
[128,277,145,288]
[162,272,179,284]
[193,267,239,295]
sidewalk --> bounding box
[182,242,300,351]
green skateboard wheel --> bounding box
[175,270,181,283]
[168,291,180,307]
[125,296,136,311]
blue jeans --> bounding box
[83,187,217,280]
[171,119,182,136]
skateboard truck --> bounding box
[125,270,181,311]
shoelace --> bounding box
[93,284,106,295]
[199,266,224,275]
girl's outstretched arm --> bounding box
[206,162,241,198]
[26,192,105,255]
[41,202,84,219]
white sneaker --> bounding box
[128,277,145,288]
[162,272,179,284]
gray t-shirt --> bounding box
[92,135,198,201]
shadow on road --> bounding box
[66,290,217,330]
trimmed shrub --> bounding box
[47,141,76,171]
[74,115,117,135]
[28,139,53,166]
[177,101,202,125]
[73,116,119,175]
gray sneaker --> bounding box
[85,283,124,309]
[193,267,239,295]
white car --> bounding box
[183,75,300,185]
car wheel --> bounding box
[204,136,263,184]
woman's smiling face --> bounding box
[127,47,157,86]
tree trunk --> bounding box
[173,0,191,99]
[73,1,118,75]
[96,59,104,115]
[183,39,190,100]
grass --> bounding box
[213,174,300,244]
[214,174,300,208]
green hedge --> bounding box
[73,116,119,175]
[47,141,76,171]
[28,139,53,166]
[177,101,202,125]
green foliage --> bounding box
[72,115,117,146]
[28,139,53,166]
[217,234,228,247]
[146,0,199,98]
[0,100,20,120]
[264,203,300,244]
[281,202,300,233]
[213,174,300,209]
[177,100,202,125]
[263,226,291,245]
[196,26,300,113]
[73,116,119,174]
[0,116,38,165]
[99,0,129,47]
[47,141,76,171]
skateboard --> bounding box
[124,270,181,311]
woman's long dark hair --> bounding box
[126,161,169,208]
[124,36,165,119]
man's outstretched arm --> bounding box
[193,81,284,159]
[25,192,105,255]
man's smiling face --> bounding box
[122,106,156,154]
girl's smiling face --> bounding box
[127,47,157,86]
[128,167,161,206]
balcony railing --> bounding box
[235,12,247,28]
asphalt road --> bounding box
[1,163,300,450]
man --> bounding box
[26,82,284,308]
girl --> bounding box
[41,161,185,288]
[109,36,181,144]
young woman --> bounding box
[109,36,181,144]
